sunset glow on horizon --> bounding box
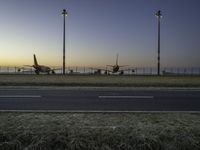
[0,0,200,68]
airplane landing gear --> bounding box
[35,70,39,75]
[120,71,124,75]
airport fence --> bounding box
[0,66,200,76]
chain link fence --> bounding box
[0,66,200,75]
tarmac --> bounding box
[0,86,200,112]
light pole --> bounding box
[62,9,68,75]
[155,10,162,76]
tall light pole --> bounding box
[155,10,162,76]
[62,9,68,75]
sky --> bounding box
[0,0,200,68]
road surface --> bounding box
[0,87,199,111]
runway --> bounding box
[0,87,200,111]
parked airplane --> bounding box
[106,54,128,74]
[24,54,56,75]
[91,54,132,75]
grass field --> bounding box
[0,112,200,150]
[0,74,200,87]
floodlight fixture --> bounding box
[62,9,68,16]
[155,10,162,18]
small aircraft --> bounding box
[24,54,56,75]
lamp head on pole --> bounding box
[155,10,162,18]
[62,9,68,16]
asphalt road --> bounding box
[0,87,200,111]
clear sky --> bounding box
[0,0,200,67]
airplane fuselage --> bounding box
[28,54,56,75]
[33,65,51,74]
[113,65,119,73]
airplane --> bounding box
[91,54,133,75]
[106,54,129,74]
[23,54,56,75]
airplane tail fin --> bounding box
[34,54,38,66]
[116,53,119,65]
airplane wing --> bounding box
[106,65,114,67]
[21,70,34,73]
[89,67,113,74]
[118,65,129,68]
[51,68,62,71]
[50,68,62,74]
[17,67,33,73]
[118,68,135,73]
[23,65,33,67]
[89,67,103,72]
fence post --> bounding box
[191,68,193,75]
[199,68,200,75]
[67,66,70,74]
[7,67,9,74]
[170,68,173,74]
[184,68,186,75]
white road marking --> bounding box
[98,96,154,99]
[0,95,41,98]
